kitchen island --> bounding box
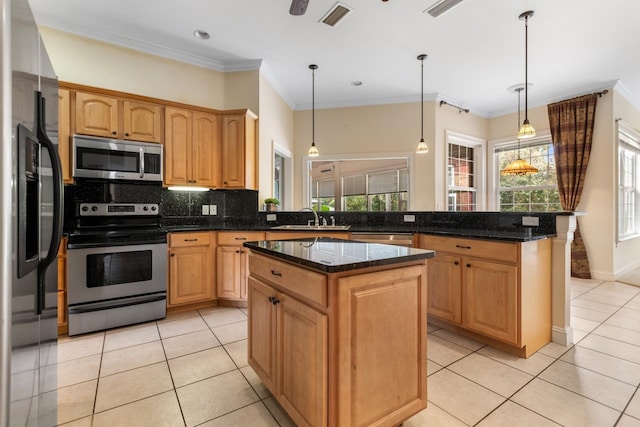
[243,238,434,427]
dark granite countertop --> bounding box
[243,238,435,273]
[163,224,549,242]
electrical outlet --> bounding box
[522,216,539,226]
[266,214,277,221]
[209,205,217,215]
[403,214,416,223]
[202,205,209,216]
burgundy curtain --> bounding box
[547,93,598,279]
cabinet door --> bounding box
[464,259,518,345]
[221,114,245,188]
[75,92,118,137]
[168,245,213,306]
[216,246,242,299]
[427,253,463,324]
[277,292,328,427]
[164,107,192,185]
[247,277,277,392]
[192,112,221,187]
[123,100,162,143]
[58,88,72,183]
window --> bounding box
[495,138,561,212]
[308,157,410,211]
[618,121,640,241]
[274,153,284,203]
[447,132,484,211]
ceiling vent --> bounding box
[320,2,352,27]
[424,0,464,17]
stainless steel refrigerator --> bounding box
[1,0,62,426]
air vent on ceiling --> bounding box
[424,0,464,17]
[320,2,352,27]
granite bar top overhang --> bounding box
[243,238,435,273]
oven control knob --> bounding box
[151,205,157,211]
[91,205,98,212]
[81,205,89,212]
[143,206,149,212]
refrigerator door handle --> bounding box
[35,91,63,315]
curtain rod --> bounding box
[439,100,469,114]
[596,89,609,97]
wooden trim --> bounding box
[166,299,219,315]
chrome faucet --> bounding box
[301,207,319,227]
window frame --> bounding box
[445,131,485,211]
[488,130,562,211]
[617,120,640,242]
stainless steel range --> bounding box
[66,181,167,336]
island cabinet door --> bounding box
[247,277,277,392]
[276,293,328,427]
[463,259,519,345]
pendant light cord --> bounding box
[312,66,315,144]
[517,88,522,157]
[421,57,424,141]
[524,14,529,121]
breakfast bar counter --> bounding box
[243,238,434,427]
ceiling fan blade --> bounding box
[290,0,309,15]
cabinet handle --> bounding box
[170,253,175,257]
[271,269,282,277]
[271,297,280,305]
[268,296,274,303]
[454,261,459,265]
[112,131,117,135]
[456,245,472,249]
[466,263,471,268]
[125,132,130,137]
[184,238,198,242]
[235,237,247,241]
[236,250,240,254]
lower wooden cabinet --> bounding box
[168,232,216,307]
[248,252,427,426]
[248,277,328,426]
[216,231,265,302]
[418,234,551,357]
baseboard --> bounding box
[552,326,574,346]
[590,270,615,282]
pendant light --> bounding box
[517,10,536,139]
[308,64,319,157]
[501,86,539,175]
[416,54,429,154]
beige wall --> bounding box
[38,27,227,109]
[258,72,295,207]
[224,71,259,113]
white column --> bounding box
[551,214,577,346]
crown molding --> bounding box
[294,92,440,111]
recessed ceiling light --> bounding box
[193,30,210,40]
[351,81,363,86]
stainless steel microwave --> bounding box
[72,135,163,181]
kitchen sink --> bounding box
[270,224,351,230]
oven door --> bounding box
[67,242,167,305]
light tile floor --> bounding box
[55,278,640,426]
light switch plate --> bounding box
[202,205,209,215]
[266,214,277,221]
[522,216,539,226]
[209,205,217,215]
[403,214,416,223]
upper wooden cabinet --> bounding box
[74,91,162,143]
[58,88,72,183]
[164,107,221,188]
[221,111,257,189]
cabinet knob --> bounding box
[466,263,471,268]
[112,131,117,135]
[236,250,240,253]
[271,297,280,305]
[125,132,130,136]
[170,253,175,257]
[454,261,459,266]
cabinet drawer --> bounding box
[419,235,517,263]
[249,254,327,307]
[169,231,211,248]
[218,231,265,246]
